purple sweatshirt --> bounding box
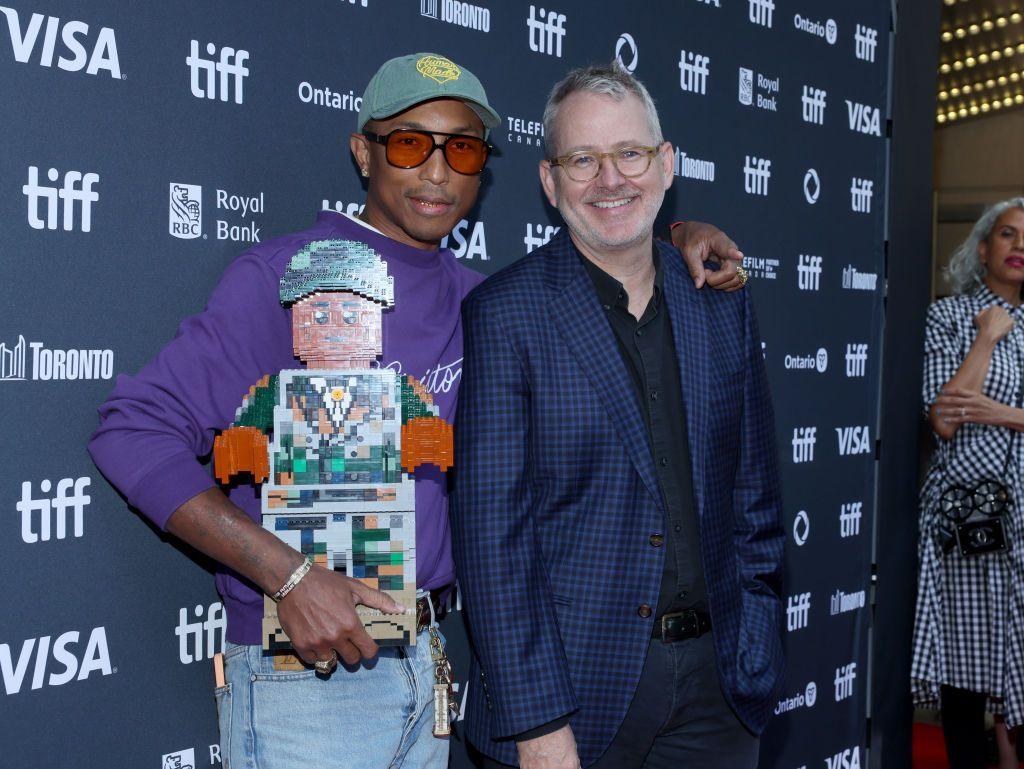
[88,210,485,644]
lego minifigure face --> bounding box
[291,292,383,368]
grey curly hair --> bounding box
[945,197,1024,295]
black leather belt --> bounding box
[652,609,711,642]
[415,586,451,633]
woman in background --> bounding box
[913,197,1024,769]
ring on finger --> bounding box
[314,649,338,674]
[735,266,749,287]
[961,406,966,417]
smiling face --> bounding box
[539,91,672,260]
[980,207,1024,289]
[291,292,382,368]
[350,98,484,251]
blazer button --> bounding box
[637,604,653,618]
[649,534,664,547]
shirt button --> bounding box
[678,592,688,600]
[650,390,659,401]
[649,534,664,547]
[660,457,668,467]
[674,524,682,532]
[637,604,653,618]
[602,304,610,311]
[635,329,643,337]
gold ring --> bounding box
[736,265,749,287]
[314,650,338,674]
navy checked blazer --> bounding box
[450,231,785,766]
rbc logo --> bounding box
[169,183,202,239]
[23,166,99,232]
[162,749,195,769]
[17,477,90,543]
[186,40,249,103]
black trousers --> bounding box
[482,632,758,769]
[940,685,988,769]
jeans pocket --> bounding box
[214,683,232,769]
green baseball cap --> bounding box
[357,53,500,134]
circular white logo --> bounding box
[615,33,638,73]
[805,681,817,706]
[803,169,820,204]
[826,19,838,44]
[816,348,828,373]
[793,510,810,546]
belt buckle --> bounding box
[660,610,699,642]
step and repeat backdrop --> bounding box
[0,1,890,767]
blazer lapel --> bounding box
[661,251,708,519]
[545,240,666,514]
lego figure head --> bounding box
[280,240,394,368]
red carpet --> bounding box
[914,723,949,769]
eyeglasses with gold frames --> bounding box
[547,144,664,182]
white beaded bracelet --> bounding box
[271,557,313,603]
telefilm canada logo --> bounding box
[506,115,544,148]
[0,6,122,78]
[0,335,113,382]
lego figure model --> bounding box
[213,239,452,659]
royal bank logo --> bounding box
[826,746,862,769]
[842,265,878,291]
[506,115,544,148]
[0,6,121,78]
[792,426,816,463]
[775,681,817,714]
[0,337,113,382]
[802,86,827,124]
[745,255,779,280]
[830,589,866,615]
[855,24,878,62]
[420,0,491,32]
[785,348,828,373]
[803,168,821,204]
[169,183,202,240]
[162,749,195,769]
[834,662,856,701]
[1,626,113,695]
[797,254,822,291]
[851,178,874,213]
[187,40,249,103]
[18,477,90,543]
[846,100,882,136]
[794,13,837,45]
[527,5,566,57]
[738,67,779,111]
[615,32,638,72]
[23,166,99,232]
[845,343,868,377]
[176,602,226,665]
[673,148,715,182]
[836,426,871,456]
[792,510,810,546]
[679,50,710,94]
[743,156,771,196]
[840,502,863,537]
[524,223,560,253]
[441,219,489,260]
[786,592,811,631]
[748,0,774,28]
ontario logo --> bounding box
[416,55,460,84]
[169,183,202,240]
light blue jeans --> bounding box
[215,627,446,769]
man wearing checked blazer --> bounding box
[451,62,784,769]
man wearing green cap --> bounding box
[89,51,741,769]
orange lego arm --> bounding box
[213,426,270,484]
[401,416,453,473]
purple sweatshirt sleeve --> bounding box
[87,251,293,530]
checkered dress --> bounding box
[911,285,1024,725]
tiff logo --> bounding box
[23,166,99,232]
[851,178,873,213]
[176,602,226,665]
[743,156,771,196]
[792,426,816,463]
[786,592,811,631]
[527,5,566,57]
[748,0,774,27]
[834,662,857,701]
[679,50,710,94]
[840,502,863,537]
[0,335,25,381]
[187,40,249,104]
[524,223,560,253]
[802,86,827,124]
[845,343,868,377]
[855,24,878,62]
[0,6,121,78]
[797,254,822,291]
[17,477,90,543]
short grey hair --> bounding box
[542,61,663,158]
[946,197,1024,294]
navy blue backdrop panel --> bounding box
[0,2,890,768]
